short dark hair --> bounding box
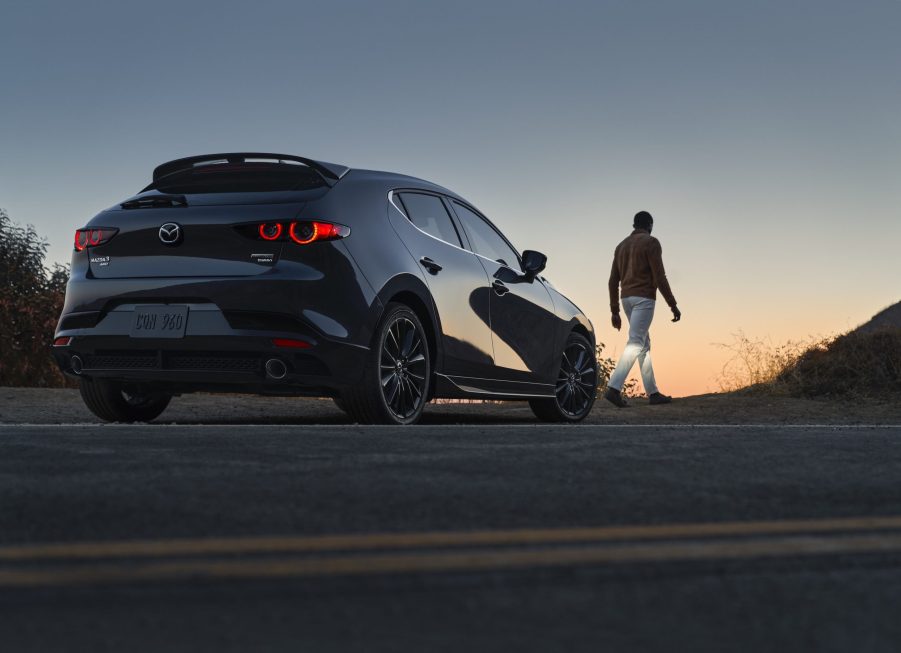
[633,211,653,229]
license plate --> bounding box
[130,305,189,338]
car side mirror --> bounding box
[521,250,547,279]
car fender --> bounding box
[364,273,445,373]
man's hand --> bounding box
[611,312,622,331]
[671,306,682,323]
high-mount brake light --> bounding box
[74,228,118,251]
[288,221,350,245]
[258,223,283,241]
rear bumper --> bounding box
[52,303,368,395]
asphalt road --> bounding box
[2,422,901,652]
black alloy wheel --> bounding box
[341,303,431,425]
[529,332,598,422]
[379,315,428,420]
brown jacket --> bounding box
[608,229,677,313]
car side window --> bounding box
[396,192,462,247]
[452,202,521,271]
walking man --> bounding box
[604,211,681,407]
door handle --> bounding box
[419,257,443,274]
[492,280,510,296]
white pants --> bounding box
[608,296,659,395]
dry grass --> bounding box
[716,331,814,393]
[717,328,901,399]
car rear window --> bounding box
[149,162,328,194]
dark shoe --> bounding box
[648,392,672,405]
[604,387,629,408]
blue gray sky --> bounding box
[2,0,899,394]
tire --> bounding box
[79,378,172,423]
[332,397,349,414]
[529,332,598,423]
[340,302,431,425]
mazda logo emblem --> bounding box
[158,223,182,245]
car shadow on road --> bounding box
[159,409,541,426]
[145,395,544,425]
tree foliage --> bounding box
[0,209,71,386]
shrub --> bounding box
[596,342,642,398]
[0,209,72,387]
[717,328,901,398]
[777,328,901,398]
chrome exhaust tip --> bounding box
[265,358,287,380]
[70,355,83,375]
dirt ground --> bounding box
[0,387,897,425]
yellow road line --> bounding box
[4,515,901,561]
[3,532,901,588]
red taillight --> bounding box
[74,228,118,251]
[53,337,72,346]
[289,221,319,245]
[272,338,312,349]
[258,223,283,241]
[288,221,350,245]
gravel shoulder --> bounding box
[1,387,897,425]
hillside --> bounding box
[857,301,901,333]
[771,301,901,398]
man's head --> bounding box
[633,210,653,233]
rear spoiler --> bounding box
[149,152,350,188]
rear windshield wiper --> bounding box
[120,194,188,209]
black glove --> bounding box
[671,306,682,323]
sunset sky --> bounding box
[2,0,899,396]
